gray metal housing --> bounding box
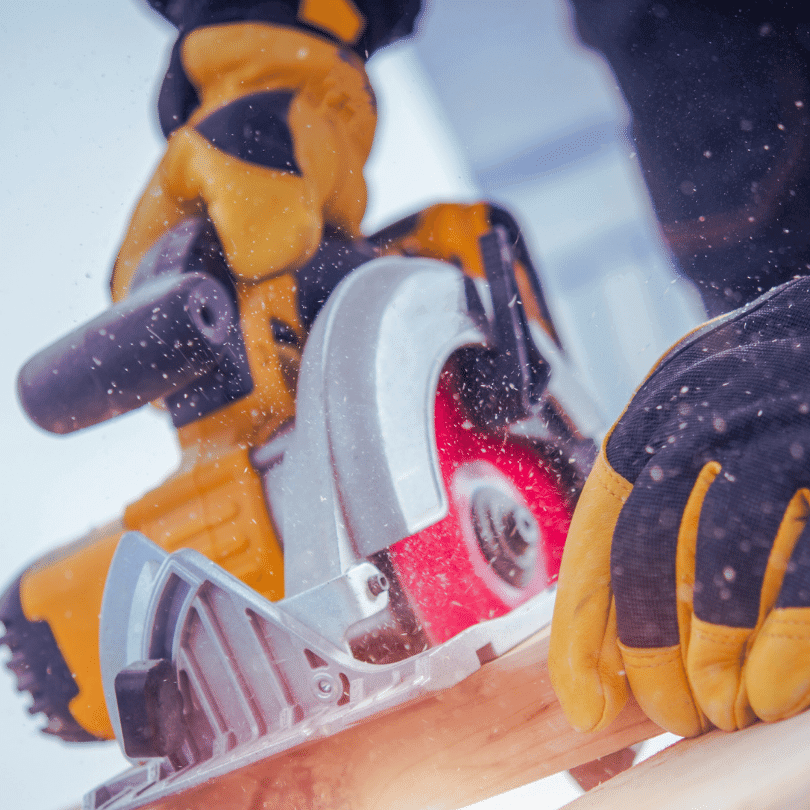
[279,256,487,596]
[89,255,586,810]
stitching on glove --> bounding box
[592,454,632,504]
[761,615,810,640]
[767,614,810,627]
[761,630,810,641]
[691,625,747,646]
[623,654,682,670]
[619,644,681,665]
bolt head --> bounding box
[367,573,389,597]
[470,486,540,587]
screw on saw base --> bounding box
[313,672,340,702]
[366,573,389,597]
[470,486,539,587]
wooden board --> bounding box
[130,626,661,810]
[564,709,810,809]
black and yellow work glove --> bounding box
[111,22,376,301]
[550,276,810,737]
[110,22,378,447]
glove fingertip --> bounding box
[747,608,810,723]
[687,619,751,732]
[550,597,629,733]
[620,642,706,737]
[549,657,627,733]
[592,608,630,731]
[590,676,629,733]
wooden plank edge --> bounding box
[563,708,810,809]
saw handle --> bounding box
[18,272,237,434]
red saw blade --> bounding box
[389,371,571,645]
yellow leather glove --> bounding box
[550,277,810,737]
[111,22,376,302]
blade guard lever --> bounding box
[461,226,550,426]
